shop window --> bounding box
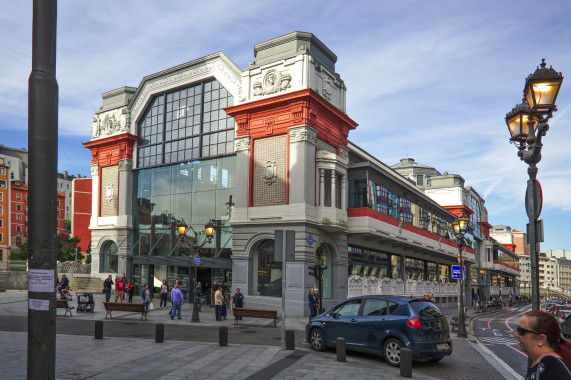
[17,194,21,200]
[251,239,282,297]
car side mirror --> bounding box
[332,312,340,319]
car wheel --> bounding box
[383,338,404,367]
[309,328,326,352]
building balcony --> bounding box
[347,207,474,264]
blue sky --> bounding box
[1,1,570,252]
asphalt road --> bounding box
[472,304,532,377]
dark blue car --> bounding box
[305,295,452,366]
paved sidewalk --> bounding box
[0,291,517,379]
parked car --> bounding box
[305,296,452,366]
[556,308,571,324]
[551,304,570,318]
[562,314,571,338]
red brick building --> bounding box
[0,158,9,268]
[71,178,92,253]
[10,182,65,248]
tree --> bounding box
[11,243,28,261]
[64,219,71,232]
[57,232,82,262]
[86,241,92,264]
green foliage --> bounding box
[11,243,28,261]
[57,232,82,262]
[86,241,92,264]
[64,219,72,232]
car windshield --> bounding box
[410,301,443,318]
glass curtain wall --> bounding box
[251,240,282,297]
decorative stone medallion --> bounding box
[105,184,114,202]
[253,69,292,96]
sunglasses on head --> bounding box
[517,326,541,336]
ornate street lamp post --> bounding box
[452,213,470,338]
[505,59,563,311]
[178,219,216,322]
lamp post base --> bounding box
[191,302,200,322]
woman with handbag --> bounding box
[141,284,152,316]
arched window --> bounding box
[100,241,118,273]
[251,240,282,297]
[315,245,333,299]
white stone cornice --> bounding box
[288,125,317,145]
[234,136,251,152]
[118,159,133,171]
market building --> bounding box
[84,31,476,316]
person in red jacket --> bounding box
[114,277,125,303]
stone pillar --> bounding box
[319,168,325,206]
[234,136,251,208]
[340,175,346,210]
[288,125,317,205]
[330,171,336,208]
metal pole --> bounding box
[281,234,286,350]
[527,167,540,310]
[28,1,58,378]
[457,244,467,337]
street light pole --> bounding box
[452,213,470,338]
[505,59,563,311]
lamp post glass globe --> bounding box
[178,219,189,237]
[524,59,563,113]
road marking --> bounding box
[505,343,527,357]
[478,336,518,345]
[504,310,527,332]
[487,311,513,330]
[472,339,524,380]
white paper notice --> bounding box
[28,269,55,292]
[28,299,50,311]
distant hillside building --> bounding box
[0,157,10,269]
[71,177,92,253]
[57,171,86,221]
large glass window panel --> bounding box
[151,166,172,196]
[251,240,282,297]
[171,163,193,194]
[192,161,217,192]
[191,191,216,227]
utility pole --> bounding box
[28,1,58,379]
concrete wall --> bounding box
[0,271,28,290]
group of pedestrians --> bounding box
[103,273,136,303]
[308,288,320,321]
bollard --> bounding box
[400,348,412,378]
[285,330,295,350]
[219,326,228,346]
[155,323,164,343]
[94,320,103,339]
[336,337,346,362]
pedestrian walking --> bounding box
[141,284,152,316]
[211,281,218,307]
[221,288,227,320]
[170,284,184,320]
[314,288,321,314]
[232,288,244,320]
[215,287,224,321]
[127,280,135,303]
[194,282,203,312]
[114,276,125,303]
[308,288,317,321]
[159,279,169,310]
[103,275,114,303]
[516,310,571,379]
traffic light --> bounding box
[318,265,327,279]
[308,265,317,278]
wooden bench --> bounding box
[57,299,74,317]
[233,307,279,326]
[103,302,147,320]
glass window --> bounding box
[100,241,118,273]
[405,258,425,280]
[440,265,450,282]
[330,299,363,317]
[362,298,388,316]
[391,255,401,279]
[251,240,282,297]
[388,301,400,314]
[315,245,333,298]
[137,79,234,168]
[410,301,444,317]
[16,194,21,200]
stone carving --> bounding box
[322,77,333,100]
[91,108,129,139]
[253,69,292,96]
[263,160,277,185]
[118,159,133,171]
[105,184,114,202]
[338,146,349,163]
[234,137,250,152]
[90,165,99,177]
[289,126,317,144]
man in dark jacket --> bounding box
[103,275,114,302]
[308,288,317,321]
[232,288,244,320]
